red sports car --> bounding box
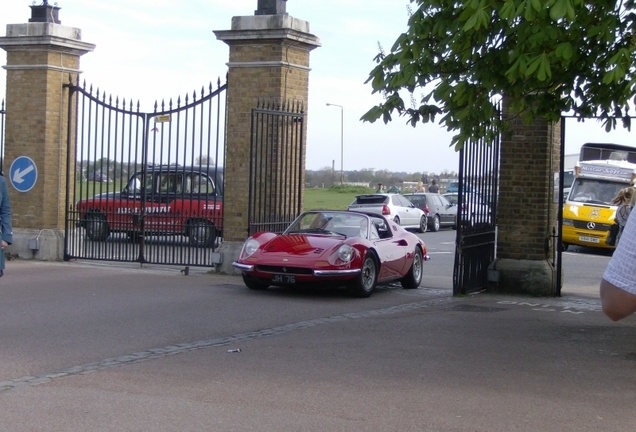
[232,210,430,297]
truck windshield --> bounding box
[568,179,626,205]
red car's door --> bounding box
[371,219,407,281]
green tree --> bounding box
[362,0,636,149]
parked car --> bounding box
[402,192,457,232]
[76,165,224,247]
[232,210,430,297]
[347,193,427,233]
[445,181,478,194]
[443,192,491,227]
[87,173,112,183]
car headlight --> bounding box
[337,245,354,263]
[562,219,574,226]
[243,239,260,257]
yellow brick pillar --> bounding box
[214,11,320,274]
[488,99,561,295]
[0,4,94,260]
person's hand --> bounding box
[1,240,7,249]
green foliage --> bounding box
[362,0,636,149]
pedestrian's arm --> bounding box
[600,278,636,321]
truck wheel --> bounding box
[85,213,110,241]
[189,221,215,247]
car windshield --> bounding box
[568,179,625,205]
[404,195,426,205]
[445,194,458,204]
[285,211,371,238]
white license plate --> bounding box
[579,236,600,243]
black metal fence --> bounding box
[64,77,227,267]
[453,107,501,295]
[248,100,305,235]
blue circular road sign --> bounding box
[9,156,38,192]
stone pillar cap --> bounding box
[0,23,95,53]
[215,15,320,48]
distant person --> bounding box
[428,179,439,193]
[0,172,13,277]
[600,209,636,321]
[416,181,425,192]
[376,183,383,193]
[611,187,634,246]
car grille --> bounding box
[256,265,314,275]
[571,220,612,231]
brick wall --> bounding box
[4,50,79,229]
[497,102,561,260]
[223,40,312,242]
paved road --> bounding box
[0,250,634,431]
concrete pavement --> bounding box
[1,259,635,431]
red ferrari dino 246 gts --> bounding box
[232,210,430,298]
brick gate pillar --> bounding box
[489,99,561,295]
[213,8,320,274]
[0,4,94,260]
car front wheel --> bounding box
[348,253,378,298]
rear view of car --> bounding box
[347,193,427,233]
[403,193,457,231]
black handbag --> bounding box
[606,222,620,246]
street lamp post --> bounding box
[326,103,343,184]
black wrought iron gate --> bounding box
[453,127,501,295]
[64,77,227,267]
[248,100,305,235]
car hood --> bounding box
[260,234,344,258]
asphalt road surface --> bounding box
[0,232,632,432]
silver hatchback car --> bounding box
[347,193,428,233]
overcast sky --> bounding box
[2,0,635,174]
